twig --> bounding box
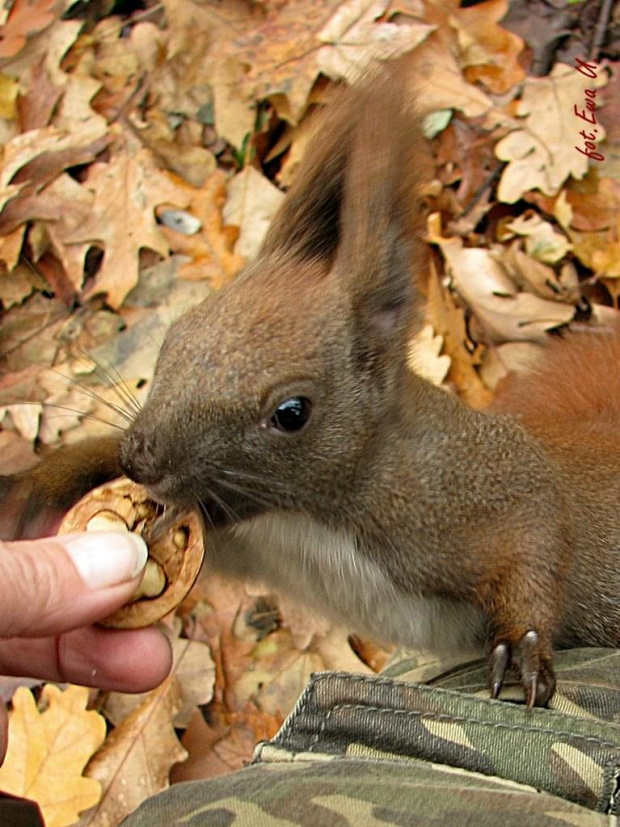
[589,0,614,60]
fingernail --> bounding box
[64,532,148,590]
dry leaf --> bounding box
[316,0,433,84]
[191,574,259,686]
[103,638,216,729]
[437,236,575,342]
[0,292,70,378]
[505,213,572,265]
[228,0,429,124]
[405,36,494,119]
[0,125,108,231]
[223,167,285,259]
[0,685,105,827]
[4,173,93,259]
[408,324,451,385]
[564,180,619,279]
[496,63,607,203]
[234,628,326,716]
[149,0,255,138]
[450,0,525,94]
[0,262,37,307]
[501,244,562,303]
[18,57,64,131]
[479,340,543,390]
[275,113,319,187]
[211,56,257,149]
[0,223,25,269]
[0,72,19,119]
[84,677,187,827]
[4,401,41,441]
[0,0,58,60]
[313,626,374,674]
[527,178,620,278]
[230,0,343,124]
[0,428,37,475]
[172,702,281,782]
[0,363,47,407]
[61,132,189,308]
[135,111,216,188]
[275,593,332,650]
[425,260,492,408]
[159,171,245,288]
[38,381,95,445]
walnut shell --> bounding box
[59,478,204,629]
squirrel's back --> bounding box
[491,323,620,431]
[492,322,620,648]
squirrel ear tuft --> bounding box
[262,56,427,358]
[261,86,359,264]
[336,60,426,357]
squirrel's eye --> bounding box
[271,397,312,433]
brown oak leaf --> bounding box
[0,0,58,60]
[83,676,187,827]
[60,131,190,308]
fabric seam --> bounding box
[310,702,620,751]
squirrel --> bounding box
[1,58,619,708]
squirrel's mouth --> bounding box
[143,477,264,530]
[193,484,266,528]
[118,425,269,528]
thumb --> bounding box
[0,533,148,637]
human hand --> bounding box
[0,532,173,765]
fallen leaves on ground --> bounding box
[0,0,617,823]
[0,685,105,827]
[495,63,607,204]
[83,677,187,827]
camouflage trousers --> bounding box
[123,648,620,826]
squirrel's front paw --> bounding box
[489,630,556,708]
[0,474,55,540]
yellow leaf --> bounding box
[0,685,105,827]
[0,73,19,119]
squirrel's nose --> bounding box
[118,428,163,486]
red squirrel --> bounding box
[2,60,619,708]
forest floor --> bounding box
[0,0,617,824]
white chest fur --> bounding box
[231,512,483,654]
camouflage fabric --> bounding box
[123,648,620,826]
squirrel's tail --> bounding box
[490,323,620,430]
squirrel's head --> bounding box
[119,59,427,526]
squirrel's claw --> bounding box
[489,630,556,708]
[489,641,509,700]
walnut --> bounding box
[59,478,204,629]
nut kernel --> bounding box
[86,512,129,533]
[132,559,167,600]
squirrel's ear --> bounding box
[261,86,359,264]
[337,63,425,358]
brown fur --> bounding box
[491,325,620,648]
[492,325,620,427]
[2,59,619,706]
